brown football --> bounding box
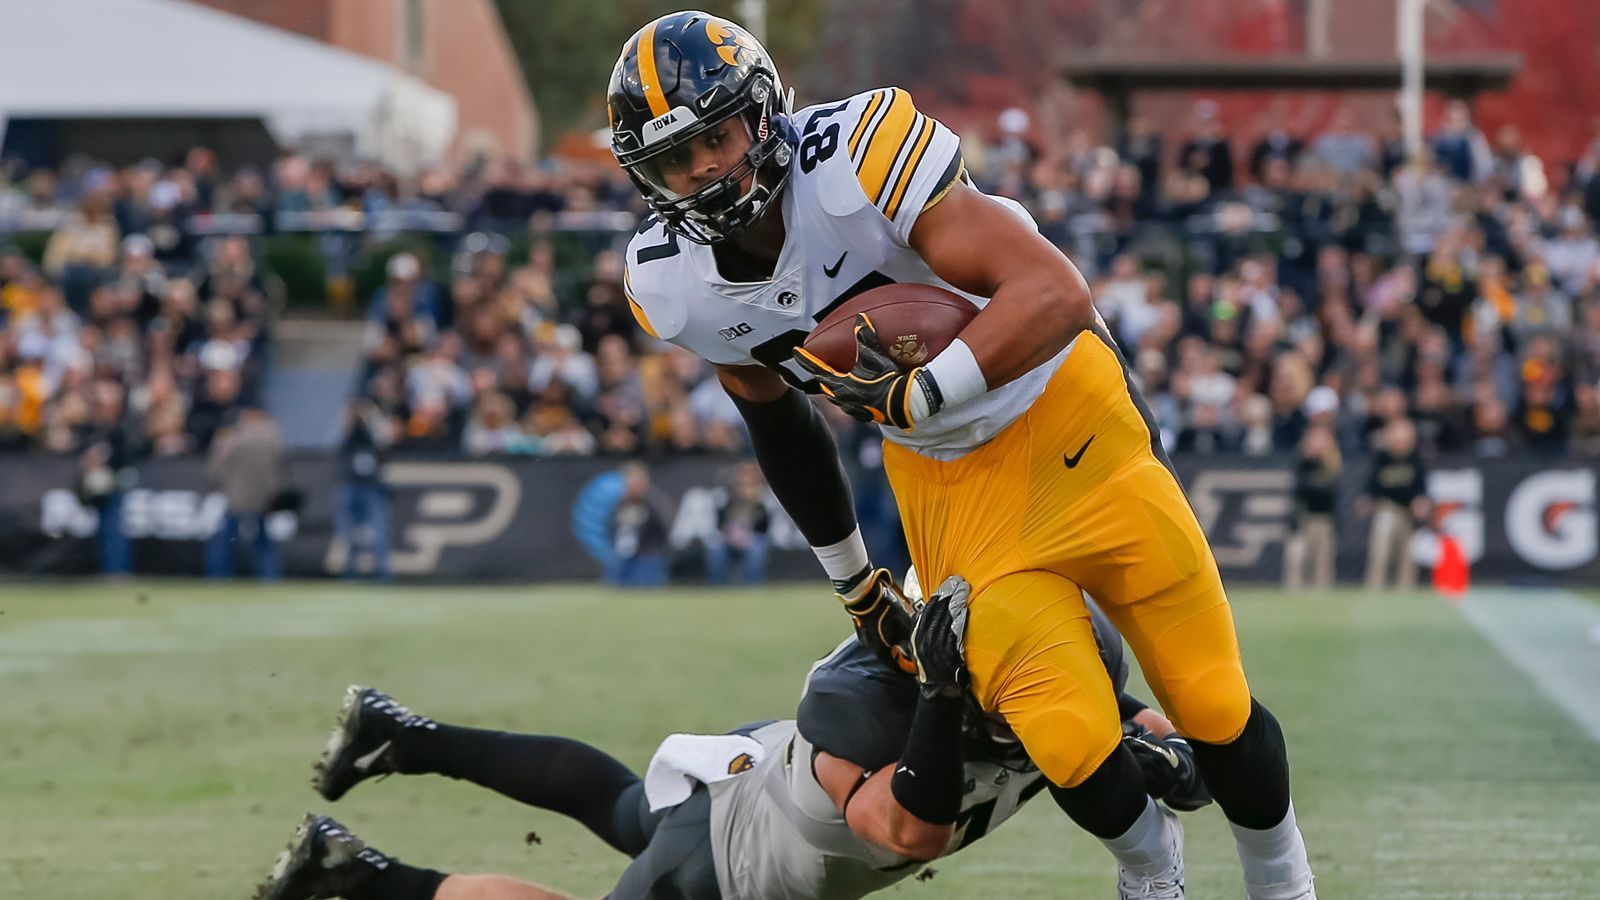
[803,283,978,373]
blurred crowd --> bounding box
[7,97,1600,471]
[352,242,751,460]
[988,99,1600,464]
[0,149,636,463]
[0,228,271,460]
[351,98,1600,465]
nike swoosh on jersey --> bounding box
[824,251,848,278]
[1063,434,1096,469]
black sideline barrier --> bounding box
[0,453,1594,584]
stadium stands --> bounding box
[4,102,1600,469]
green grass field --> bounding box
[2,582,1598,899]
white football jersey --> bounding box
[624,87,1069,459]
[702,687,1045,899]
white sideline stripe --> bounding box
[1458,589,1600,744]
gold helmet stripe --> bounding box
[636,19,669,117]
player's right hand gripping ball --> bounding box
[910,575,971,700]
[836,567,917,674]
[794,314,923,430]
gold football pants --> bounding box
[884,329,1252,786]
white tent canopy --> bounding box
[0,0,456,173]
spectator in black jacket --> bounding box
[704,462,772,585]
[334,399,392,580]
[607,462,671,587]
[1284,425,1341,591]
[1179,100,1235,194]
[1248,105,1304,182]
[77,380,137,575]
[1359,419,1431,590]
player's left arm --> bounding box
[812,576,975,861]
[909,180,1096,391]
[814,751,953,861]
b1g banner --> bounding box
[0,452,1594,584]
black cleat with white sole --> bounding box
[254,814,389,900]
[313,685,434,802]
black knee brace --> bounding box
[1188,698,1292,830]
[1048,741,1150,839]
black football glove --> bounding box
[793,313,932,431]
[836,567,917,674]
[1121,722,1213,813]
[909,575,972,700]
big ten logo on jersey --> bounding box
[718,322,754,341]
[1188,469,1293,570]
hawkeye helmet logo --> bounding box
[719,322,754,341]
[705,18,761,68]
[727,752,756,775]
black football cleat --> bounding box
[313,686,434,802]
[254,814,386,900]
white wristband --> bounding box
[909,338,988,421]
[812,527,870,584]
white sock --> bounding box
[1230,801,1314,898]
[1101,797,1177,879]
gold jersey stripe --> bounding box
[847,90,888,160]
[883,115,935,221]
[636,20,669,117]
[870,111,923,208]
[623,268,656,337]
[855,90,917,206]
[626,294,658,339]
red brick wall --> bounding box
[187,0,332,41]
[907,0,1600,176]
[414,0,537,160]
[181,0,536,160]
[325,0,536,160]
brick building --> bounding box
[189,0,537,161]
[803,0,1598,174]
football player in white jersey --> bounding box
[255,578,1209,900]
[610,11,1313,900]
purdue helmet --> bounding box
[608,11,795,244]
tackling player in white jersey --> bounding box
[255,578,1209,900]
